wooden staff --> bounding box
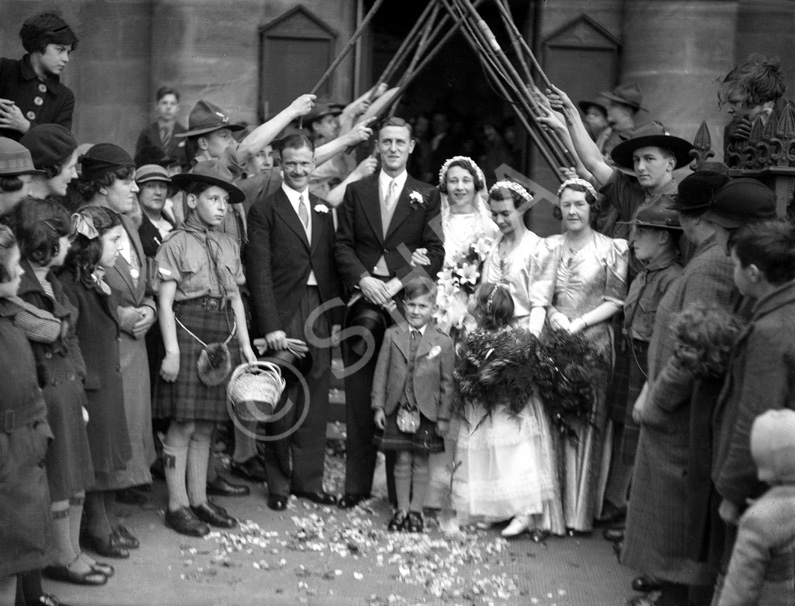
[492,0,533,86]
[450,0,569,170]
[491,0,552,90]
[439,0,563,179]
[310,0,387,95]
[369,0,441,101]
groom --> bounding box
[334,116,444,508]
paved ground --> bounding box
[47,437,637,606]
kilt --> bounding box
[606,323,631,423]
[153,302,239,423]
[619,339,649,465]
[374,409,444,454]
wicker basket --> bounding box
[227,361,286,422]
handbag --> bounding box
[396,403,421,434]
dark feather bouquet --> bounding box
[670,302,742,378]
[453,327,539,421]
[535,328,608,440]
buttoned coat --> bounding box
[0,55,74,141]
[334,174,444,297]
[246,188,341,336]
[371,323,454,422]
[713,279,795,508]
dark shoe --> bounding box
[116,487,148,506]
[566,528,593,537]
[632,575,663,593]
[33,595,74,606]
[150,458,165,480]
[208,498,229,516]
[387,510,407,532]
[230,456,268,483]
[206,475,250,497]
[113,525,139,549]
[338,493,368,509]
[165,507,210,537]
[595,500,627,526]
[191,502,237,528]
[84,533,130,559]
[404,511,424,533]
[530,529,549,543]
[294,490,337,506]
[43,563,107,586]
[267,495,288,511]
[603,527,625,543]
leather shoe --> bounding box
[112,525,139,549]
[294,490,337,506]
[165,507,210,537]
[230,456,268,483]
[207,475,250,497]
[632,575,663,593]
[84,533,130,559]
[603,527,625,543]
[595,500,626,526]
[191,502,237,528]
[338,493,368,509]
[387,510,407,532]
[43,563,107,586]
[404,511,424,533]
[267,495,288,511]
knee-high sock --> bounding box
[84,491,112,539]
[409,454,430,513]
[50,500,76,565]
[163,421,192,511]
[394,452,412,512]
[69,493,85,557]
[187,422,214,507]
[232,419,258,464]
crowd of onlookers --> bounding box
[1,10,794,606]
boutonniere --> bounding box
[408,190,426,210]
[313,203,329,214]
[427,345,442,360]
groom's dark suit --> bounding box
[246,186,341,497]
[334,172,444,498]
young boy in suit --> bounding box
[372,280,454,533]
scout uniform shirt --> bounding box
[623,247,682,343]
[155,213,244,301]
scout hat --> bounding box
[617,194,682,229]
[702,178,777,229]
[176,100,245,138]
[611,121,694,171]
[578,96,609,117]
[79,143,134,180]
[600,82,646,112]
[20,124,77,169]
[0,137,44,176]
[669,171,732,213]
[305,102,342,125]
[171,159,245,204]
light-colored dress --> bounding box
[452,230,565,534]
[546,231,629,532]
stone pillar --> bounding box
[620,0,739,163]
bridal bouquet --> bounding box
[434,236,493,336]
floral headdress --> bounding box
[556,177,598,201]
[488,180,533,205]
[438,156,486,191]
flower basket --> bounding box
[227,361,286,422]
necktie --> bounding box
[298,194,309,229]
[404,329,421,408]
[384,179,398,212]
[160,126,171,147]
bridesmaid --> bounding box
[546,178,629,534]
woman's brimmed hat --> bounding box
[171,160,245,204]
[79,143,134,180]
[610,121,694,171]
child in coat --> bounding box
[717,409,795,606]
[372,280,454,533]
[153,160,256,538]
[59,205,136,560]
